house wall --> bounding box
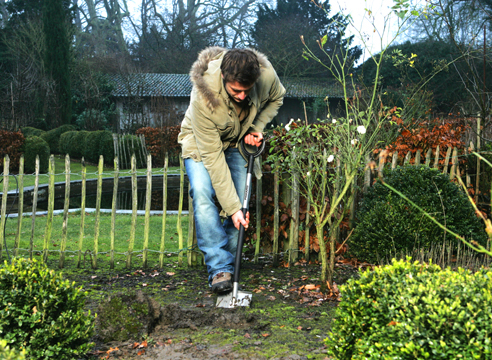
[114,96,345,132]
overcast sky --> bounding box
[333,0,421,63]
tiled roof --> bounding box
[107,73,345,99]
[108,73,192,97]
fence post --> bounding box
[391,152,398,169]
[177,156,184,266]
[77,158,86,268]
[425,148,432,166]
[415,150,421,165]
[273,161,280,267]
[450,147,458,180]
[289,150,299,265]
[433,145,440,169]
[254,157,262,263]
[14,155,24,257]
[159,152,168,268]
[143,154,152,268]
[476,117,481,205]
[59,154,71,269]
[127,155,137,268]
[29,156,40,260]
[403,151,412,165]
[43,155,55,263]
[304,155,312,262]
[443,147,452,174]
[0,155,9,260]
[110,157,119,269]
[92,155,104,269]
[467,142,473,188]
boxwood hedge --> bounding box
[351,166,487,263]
[326,258,492,359]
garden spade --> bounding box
[216,138,266,308]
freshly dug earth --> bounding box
[60,258,361,360]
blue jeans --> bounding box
[185,148,247,284]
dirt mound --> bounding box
[158,303,256,330]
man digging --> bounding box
[178,47,285,293]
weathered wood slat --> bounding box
[14,156,24,257]
[254,157,262,263]
[391,152,398,169]
[43,155,55,263]
[177,156,184,266]
[59,154,70,268]
[443,147,452,174]
[415,150,421,165]
[273,161,280,266]
[127,155,138,268]
[29,156,40,260]
[143,154,152,268]
[77,158,87,268]
[92,156,104,269]
[425,148,432,166]
[433,145,440,169]
[159,152,168,268]
[289,149,299,265]
[0,156,9,259]
[450,147,458,180]
[110,158,118,269]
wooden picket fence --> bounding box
[0,144,486,269]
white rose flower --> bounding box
[327,154,334,163]
[285,118,295,131]
[357,125,366,134]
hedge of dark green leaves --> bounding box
[59,130,114,164]
[326,258,492,359]
[22,136,50,174]
[40,124,75,154]
[0,258,94,359]
[351,166,487,263]
[20,127,45,138]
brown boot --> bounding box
[211,272,232,294]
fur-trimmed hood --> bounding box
[189,47,270,111]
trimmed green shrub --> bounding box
[40,124,75,154]
[22,136,50,174]
[0,258,94,359]
[83,130,114,164]
[20,127,45,138]
[325,258,492,359]
[0,340,26,360]
[59,130,89,159]
[351,166,487,263]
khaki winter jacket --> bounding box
[178,47,285,217]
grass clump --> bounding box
[325,258,492,359]
[0,258,95,359]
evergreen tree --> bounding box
[252,0,361,78]
[43,0,72,126]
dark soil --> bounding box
[60,257,362,360]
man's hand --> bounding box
[231,210,250,230]
[244,132,263,147]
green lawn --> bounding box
[4,155,181,192]
[2,212,190,269]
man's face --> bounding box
[223,80,254,103]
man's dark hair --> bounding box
[221,49,261,86]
